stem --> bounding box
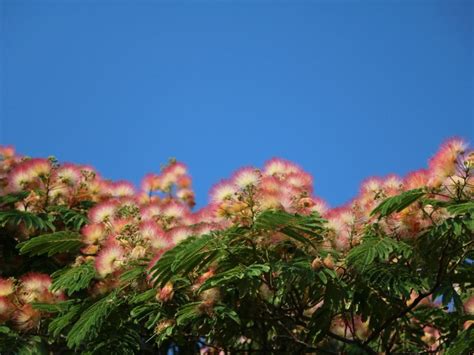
[327,331,377,355]
[364,235,451,345]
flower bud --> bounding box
[156,282,174,302]
[323,255,335,269]
[311,257,323,271]
[154,319,174,335]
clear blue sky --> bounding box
[1,0,473,208]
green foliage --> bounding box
[371,188,425,217]
[0,191,29,207]
[66,291,124,349]
[1,175,473,354]
[446,200,474,215]
[445,327,474,355]
[81,326,141,355]
[17,231,83,256]
[119,265,146,283]
[175,302,202,326]
[0,326,48,355]
[48,303,84,338]
[347,232,412,270]
[31,300,77,313]
[150,233,219,287]
[254,210,324,248]
[199,264,270,291]
[48,205,89,231]
[51,262,96,295]
[0,210,55,231]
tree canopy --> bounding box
[0,139,472,354]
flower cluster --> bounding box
[209,159,327,223]
[0,138,472,352]
[323,138,472,251]
[0,274,64,331]
[0,149,112,215]
[75,166,218,288]
[1,140,472,283]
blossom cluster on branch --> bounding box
[0,139,472,353]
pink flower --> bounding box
[81,223,106,245]
[0,296,14,320]
[232,167,261,188]
[360,177,383,195]
[210,180,237,203]
[162,201,190,221]
[428,138,467,187]
[140,221,172,249]
[263,158,290,176]
[89,200,119,223]
[168,226,193,244]
[95,244,125,277]
[285,171,313,192]
[109,181,136,197]
[0,145,15,158]
[8,165,34,191]
[26,158,52,178]
[141,173,161,192]
[464,296,474,315]
[56,163,82,185]
[13,304,41,331]
[140,203,162,221]
[20,273,52,293]
[404,169,429,190]
[0,278,15,297]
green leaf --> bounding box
[347,234,412,270]
[119,265,146,283]
[0,191,29,207]
[214,305,241,325]
[16,336,47,355]
[51,262,96,295]
[48,205,89,231]
[0,325,12,334]
[170,233,215,273]
[175,302,202,326]
[317,270,327,284]
[81,325,140,355]
[199,264,270,291]
[31,300,76,313]
[129,289,156,304]
[48,303,83,338]
[0,210,54,231]
[447,201,474,216]
[254,210,324,248]
[371,189,425,217]
[445,327,474,355]
[66,291,123,348]
[17,231,83,256]
[150,233,219,287]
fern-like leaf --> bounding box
[0,210,54,231]
[66,291,123,348]
[17,231,82,256]
[150,233,218,287]
[347,234,412,270]
[48,303,83,338]
[48,205,89,231]
[371,189,425,217]
[445,327,474,355]
[51,262,96,295]
[82,325,141,355]
[254,210,324,248]
[0,191,29,207]
[446,201,474,215]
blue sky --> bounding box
[1,0,473,208]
